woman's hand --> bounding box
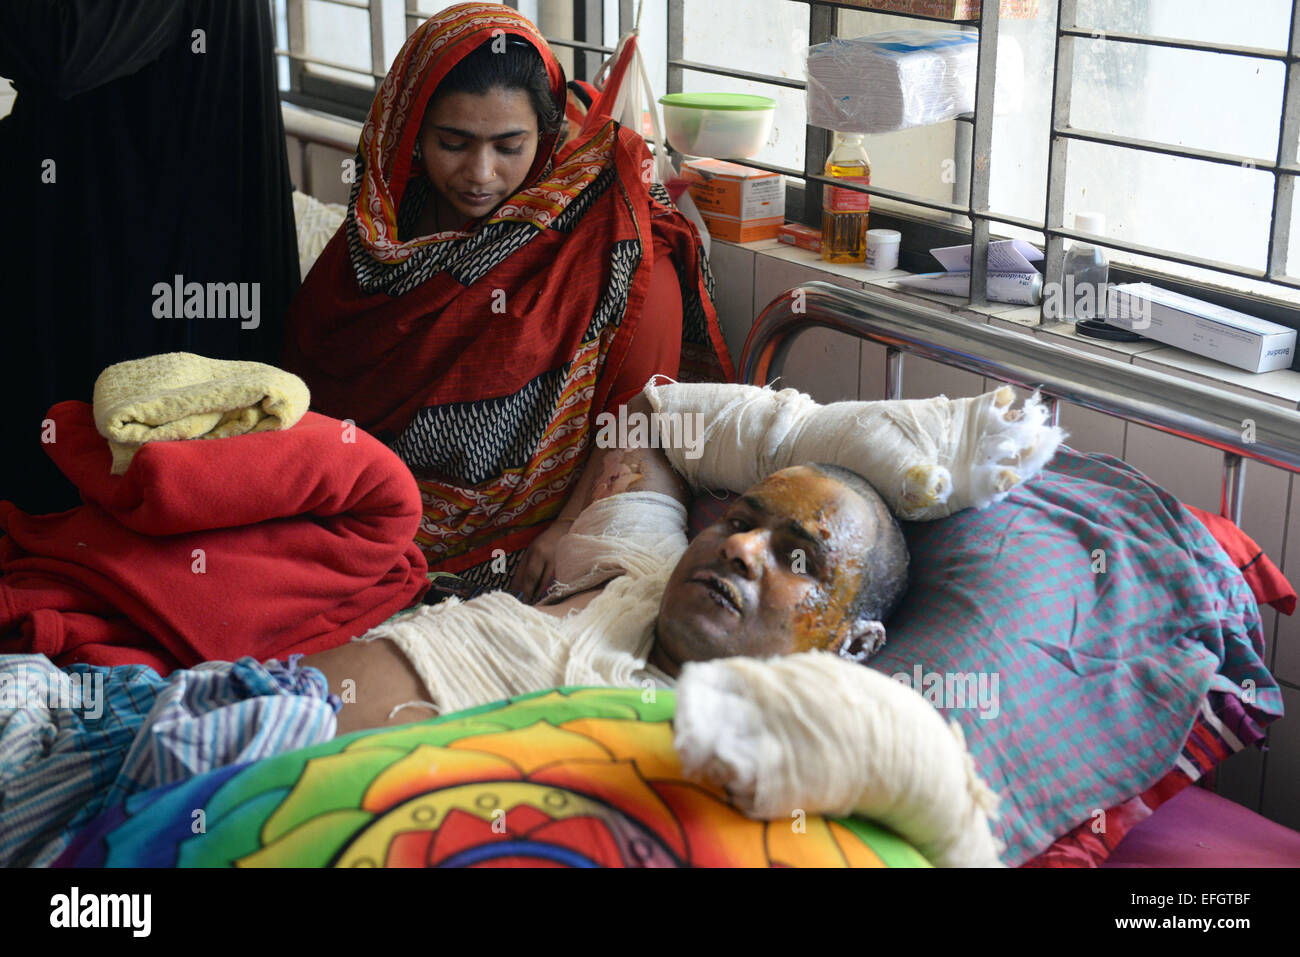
[508,517,574,604]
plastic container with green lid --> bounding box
[658,92,777,158]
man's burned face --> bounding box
[650,466,888,677]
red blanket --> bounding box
[1186,504,1297,614]
[1,401,429,673]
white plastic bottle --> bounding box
[1062,212,1110,321]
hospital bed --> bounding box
[40,271,1300,869]
[738,280,1300,867]
[23,131,1299,870]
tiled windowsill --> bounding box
[718,236,1300,412]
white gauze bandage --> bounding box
[548,491,688,599]
[673,651,1005,868]
[642,380,1064,520]
[367,594,570,718]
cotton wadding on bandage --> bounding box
[547,491,688,599]
[642,381,1063,521]
[673,650,1005,868]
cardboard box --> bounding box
[836,0,1039,19]
[684,159,785,243]
[778,222,822,252]
[1107,283,1297,374]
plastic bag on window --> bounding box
[806,30,1023,134]
[593,32,712,256]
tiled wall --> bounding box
[710,236,1300,831]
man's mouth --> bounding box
[690,572,743,615]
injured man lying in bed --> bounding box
[313,460,907,728]
[1,379,1063,868]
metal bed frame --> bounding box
[738,282,1300,527]
[282,103,362,198]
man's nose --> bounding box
[721,529,767,578]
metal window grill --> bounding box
[278,0,387,82]
[274,0,1300,327]
[1046,1,1300,296]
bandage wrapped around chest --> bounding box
[372,550,675,716]
[673,650,1004,867]
[642,380,1062,520]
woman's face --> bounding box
[417,87,540,222]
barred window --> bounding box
[275,0,1300,332]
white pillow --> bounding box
[291,190,347,278]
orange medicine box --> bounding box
[778,222,822,252]
[683,159,785,243]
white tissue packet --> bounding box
[807,30,1023,134]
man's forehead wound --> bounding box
[752,478,874,572]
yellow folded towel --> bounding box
[92,352,311,474]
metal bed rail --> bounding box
[281,103,362,197]
[738,282,1300,525]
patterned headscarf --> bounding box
[351,3,579,268]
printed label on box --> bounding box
[683,161,785,224]
[1108,282,1297,373]
[779,223,823,251]
[740,176,784,219]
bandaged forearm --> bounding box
[673,651,1004,868]
[641,380,1063,520]
[548,490,688,598]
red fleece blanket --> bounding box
[1,401,429,673]
[1185,504,1297,615]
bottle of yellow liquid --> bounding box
[821,131,871,264]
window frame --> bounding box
[275,0,1300,344]
[661,0,1300,342]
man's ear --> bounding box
[835,620,886,664]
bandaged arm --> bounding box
[673,651,1004,868]
[547,393,691,598]
[641,379,1063,521]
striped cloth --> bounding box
[870,448,1282,865]
[1022,688,1269,867]
[0,654,338,867]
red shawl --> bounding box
[283,3,731,582]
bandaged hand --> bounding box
[672,651,1005,868]
[642,380,1064,521]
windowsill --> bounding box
[718,236,1300,412]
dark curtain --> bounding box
[0,0,300,513]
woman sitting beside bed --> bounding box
[282,3,731,600]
